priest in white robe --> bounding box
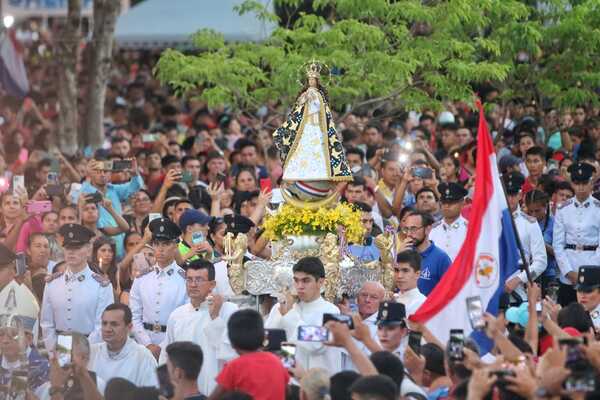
[265,257,342,374]
[159,259,238,395]
[88,303,158,389]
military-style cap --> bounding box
[149,218,182,241]
[58,224,95,248]
[576,266,600,292]
[568,162,595,183]
[376,302,406,327]
[502,172,525,195]
[438,182,468,202]
[224,214,255,235]
[0,243,16,266]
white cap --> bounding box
[438,111,455,124]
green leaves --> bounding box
[156,0,600,114]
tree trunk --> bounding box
[55,0,82,156]
[83,0,121,150]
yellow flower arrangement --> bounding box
[262,203,365,243]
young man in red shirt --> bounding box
[210,309,289,400]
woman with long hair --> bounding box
[91,236,119,298]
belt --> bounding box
[565,244,598,251]
[143,323,167,333]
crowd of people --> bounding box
[1,27,600,400]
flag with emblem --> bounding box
[409,100,520,354]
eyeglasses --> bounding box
[186,277,210,285]
[360,219,374,224]
[399,226,424,234]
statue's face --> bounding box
[308,77,317,88]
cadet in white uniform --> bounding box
[502,173,547,300]
[429,182,468,261]
[129,218,188,359]
[553,163,600,306]
[159,258,238,395]
[575,266,600,330]
[40,224,113,350]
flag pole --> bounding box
[475,99,532,283]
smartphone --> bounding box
[149,213,162,223]
[15,253,27,276]
[466,296,486,330]
[545,282,559,304]
[142,133,158,143]
[181,171,193,183]
[156,364,174,398]
[448,329,464,361]
[85,191,103,204]
[47,172,59,184]
[297,325,329,342]
[565,370,596,393]
[216,172,227,183]
[133,253,151,273]
[112,159,132,171]
[280,343,296,369]
[27,200,52,214]
[322,313,354,330]
[412,166,433,179]
[191,231,204,245]
[559,338,585,368]
[103,161,114,171]
[264,329,287,352]
[46,183,63,197]
[50,158,60,173]
[408,331,422,356]
[260,178,273,193]
[491,369,516,390]
[56,334,73,367]
[12,175,24,191]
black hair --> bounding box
[524,189,549,206]
[525,146,545,160]
[352,201,372,213]
[184,258,216,281]
[181,155,199,167]
[220,391,254,400]
[415,187,439,202]
[38,158,52,169]
[406,210,435,227]
[557,302,594,333]
[348,175,367,189]
[227,309,264,351]
[553,180,574,195]
[293,256,325,280]
[346,146,365,160]
[166,341,204,380]
[396,250,422,272]
[103,303,133,325]
[369,351,405,388]
[330,371,360,400]
[104,378,137,400]
[422,342,446,376]
[350,375,398,400]
[161,154,180,168]
[235,138,257,151]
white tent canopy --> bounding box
[115,0,275,49]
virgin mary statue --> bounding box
[273,61,352,204]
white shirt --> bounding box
[265,297,342,374]
[395,287,426,317]
[158,301,238,394]
[88,338,158,389]
[509,209,547,295]
[341,312,378,371]
[429,216,468,261]
[553,196,600,285]
[129,261,188,345]
[40,265,114,350]
[213,260,235,296]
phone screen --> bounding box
[466,296,485,330]
[260,178,273,193]
[448,329,464,361]
[156,364,174,398]
[12,175,24,191]
[181,171,193,183]
[322,313,354,329]
[56,334,73,367]
[408,331,422,356]
[191,231,204,245]
[297,326,329,342]
[280,344,296,369]
[15,253,26,276]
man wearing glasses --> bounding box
[399,210,451,296]
[129,218,188,360]
[158,258,238,395]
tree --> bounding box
[155,0,600,118]
[83,0,121,149]
[55,0,81,155]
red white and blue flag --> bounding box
[409,101,519,353]
[0,30,29,98]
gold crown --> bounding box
[305,60,322,79]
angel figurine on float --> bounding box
[273,60,352,208]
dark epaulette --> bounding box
[177,268,186,279]
[432,220,442,229]
[520,211,537,224]
[45,272,64,283]
[92,273,111,287]
[558,198,573,210]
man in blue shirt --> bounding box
[348,202,380,263]
[400,210,451,296]
[76,158,144,257]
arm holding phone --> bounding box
[325,319,378,376]
[151,169,180,214]
[99,198,130,236]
